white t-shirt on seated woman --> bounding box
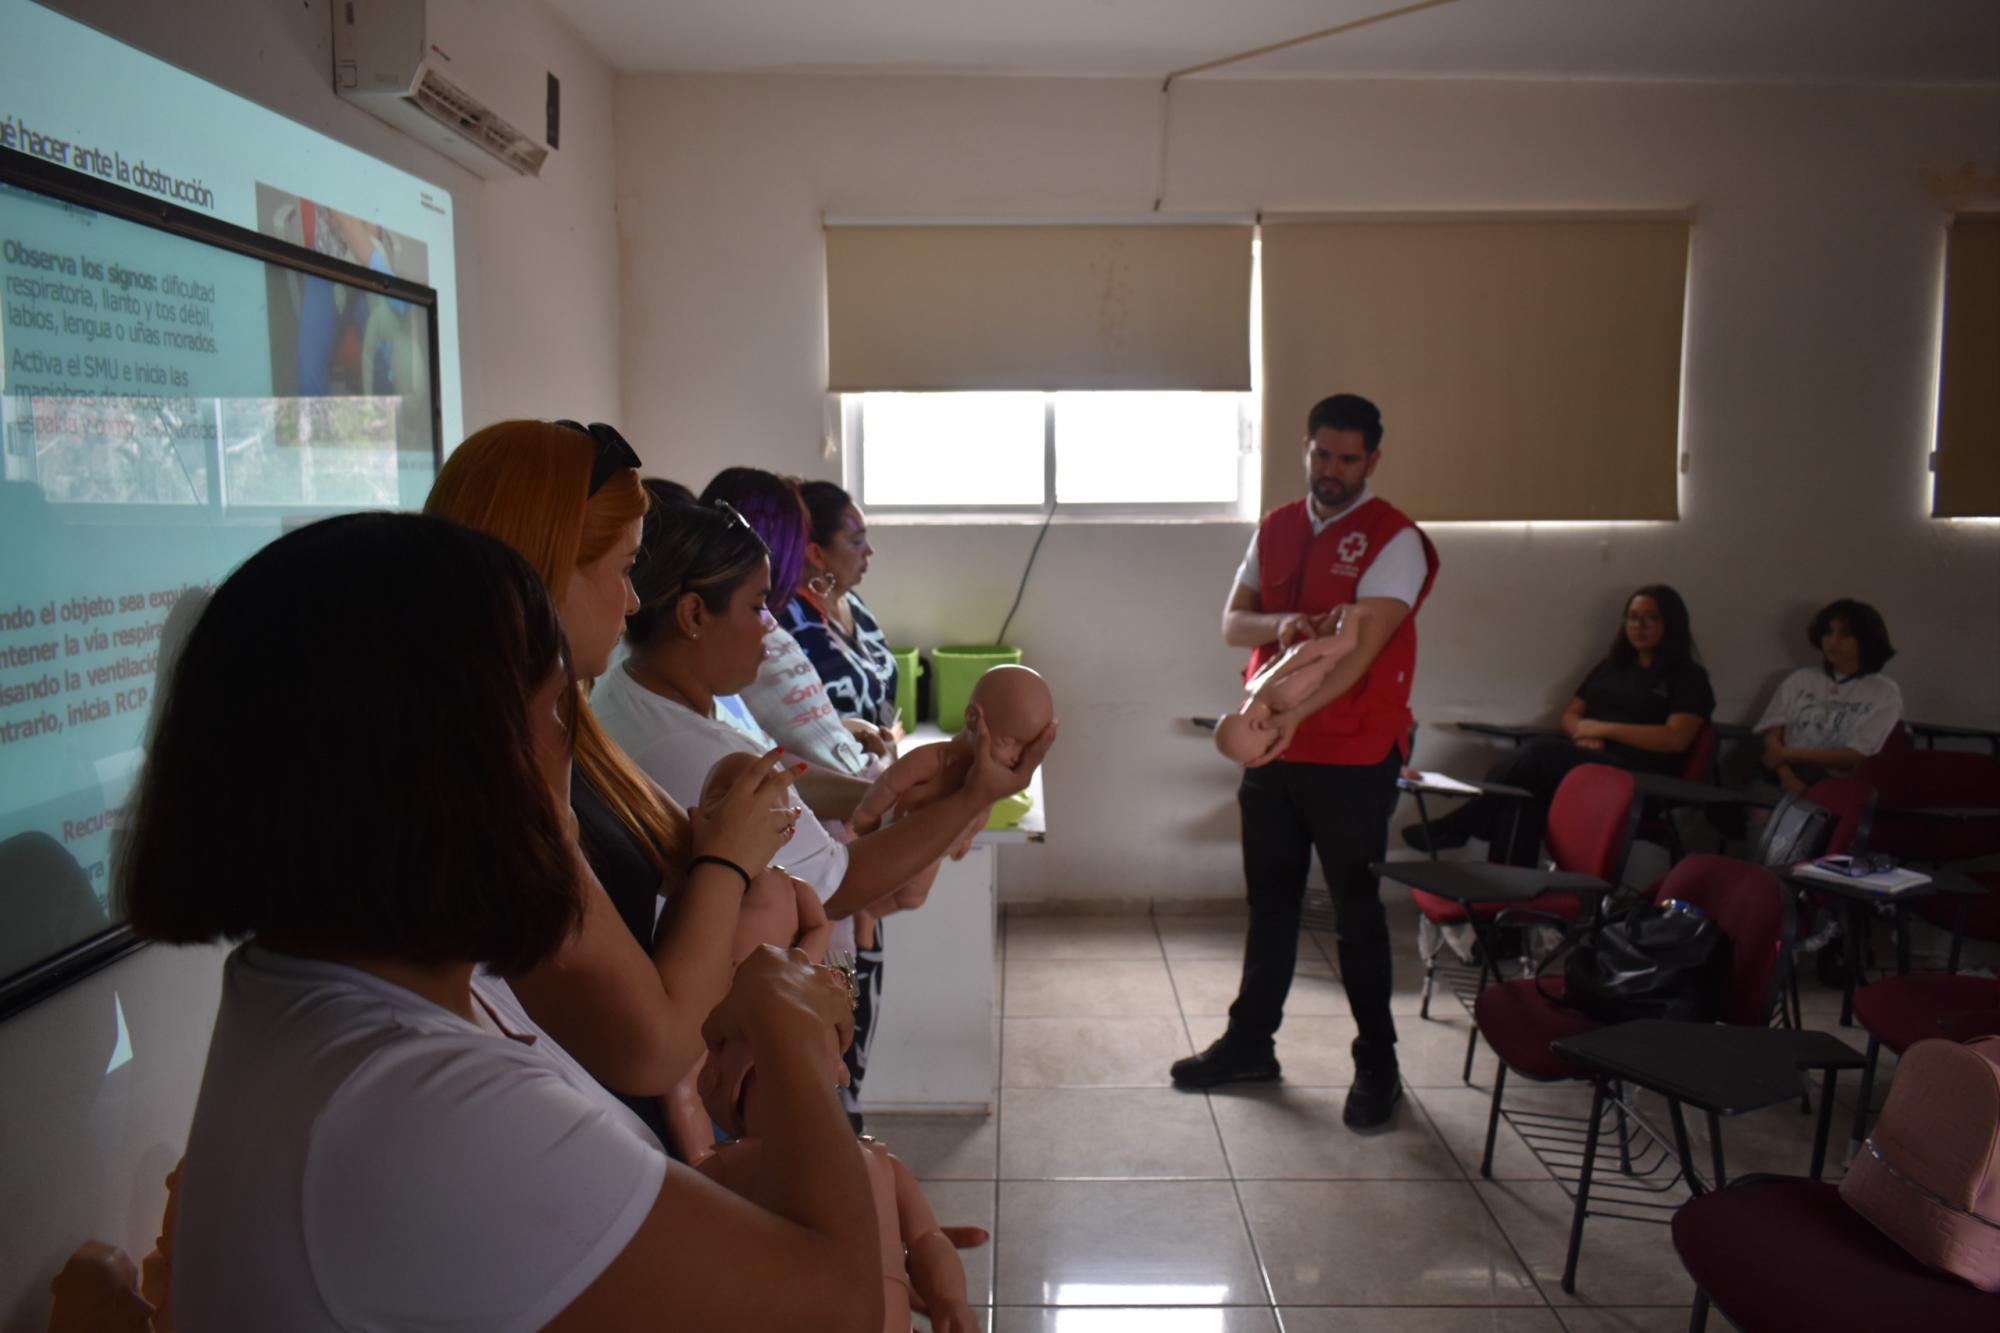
[172,944,666,1333]
[1753,667,1903,759]
[593,661,854,911]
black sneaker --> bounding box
[1343,1064,1403,1127]
[1170,1037,1281,1089]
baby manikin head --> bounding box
[962,664,1053,766]
[700,751,765,809]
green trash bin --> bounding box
[888,645,920,728]
[931,645,1023,733]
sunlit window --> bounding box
[853,391,1045,507]
[848,390,1254,515]
[1054,391,1247,505]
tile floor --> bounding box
[871,902,1888,1332]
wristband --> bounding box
[688,855,753,893]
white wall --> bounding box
[613,73,2000,906]
[1,2,622,1324]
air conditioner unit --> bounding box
[333,0,557,179]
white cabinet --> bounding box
[859,732,1043,1114]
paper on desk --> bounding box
[1791,862,1933,894]
[1407,770,1482,797]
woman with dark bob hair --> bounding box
[1754,598,1902,791]
[1405,583,1715,865]
[123,512,882,1331]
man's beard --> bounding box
[1312,479,1352,510]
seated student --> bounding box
[592,499,1054,1114]
[426,419,794,1150]
[1405,584,1715,865]
[122,512,882,1332]
[1755,598,1902,792]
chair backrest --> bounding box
[1546,762,1641,883]
[1650,853,1794,1026]
[1838,1035,2000,1293]
[1678,721,1720,783]
[1803,776,1878,857]
[1855,751,2000,864]
[1912,870,2000,949]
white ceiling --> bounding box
[546,0,2000,83]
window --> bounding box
[825,221,1256,516]
[1932,215,2000,518]
[844,389,1257,516]
[1261,217,1690,522]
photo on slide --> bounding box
[250,183,433,503]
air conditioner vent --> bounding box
[334,0,554,181]
[409,67,548,177]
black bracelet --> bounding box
[688,855,753,893]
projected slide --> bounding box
[0,0,458,1012]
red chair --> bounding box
[1854,751,2000,866]
[1473,854,1794,1291]
[1672,1174,2000,1331]
[1848,881,2000,1145]
[1912,869,2000,973]
[1409,764,1641,1077]
[1803,776,1876,857]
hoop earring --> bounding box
[808,572,839,598]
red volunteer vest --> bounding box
[1248,495,1439,765]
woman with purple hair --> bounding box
[697,468,881,782]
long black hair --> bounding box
[799,480,854,548]
[1605,583,1699,671]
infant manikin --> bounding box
[847,664,1055,922]
[664,752,835,1163]
[697,1034,978,1333]
[1215,606,1367,765]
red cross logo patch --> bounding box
[1337,531,1369,565]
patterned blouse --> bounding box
[782,591,900,728]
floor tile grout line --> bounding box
[1398,1077,1557,1315]
[990,916,1005,1314]
[1443,1080,1566,1317]
[1162,913,1286,1315]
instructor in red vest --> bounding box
[1171,393,1439,1128]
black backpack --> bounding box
[1753,792,1838,868]
[1555,902,1731,1024]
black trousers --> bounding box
[1227,745,1404,1070]
[841,920,884,1118]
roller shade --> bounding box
[1261,218,1689,521]
[1934,216,2000,518]
[825,224,1253,392]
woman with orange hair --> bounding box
[426,418,797,1147]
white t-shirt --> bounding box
[736,623,875,777]
[172,944,666,1333]
[593,662,853,906]
[1753,667,1904,758]
[1232,487,1428,608]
